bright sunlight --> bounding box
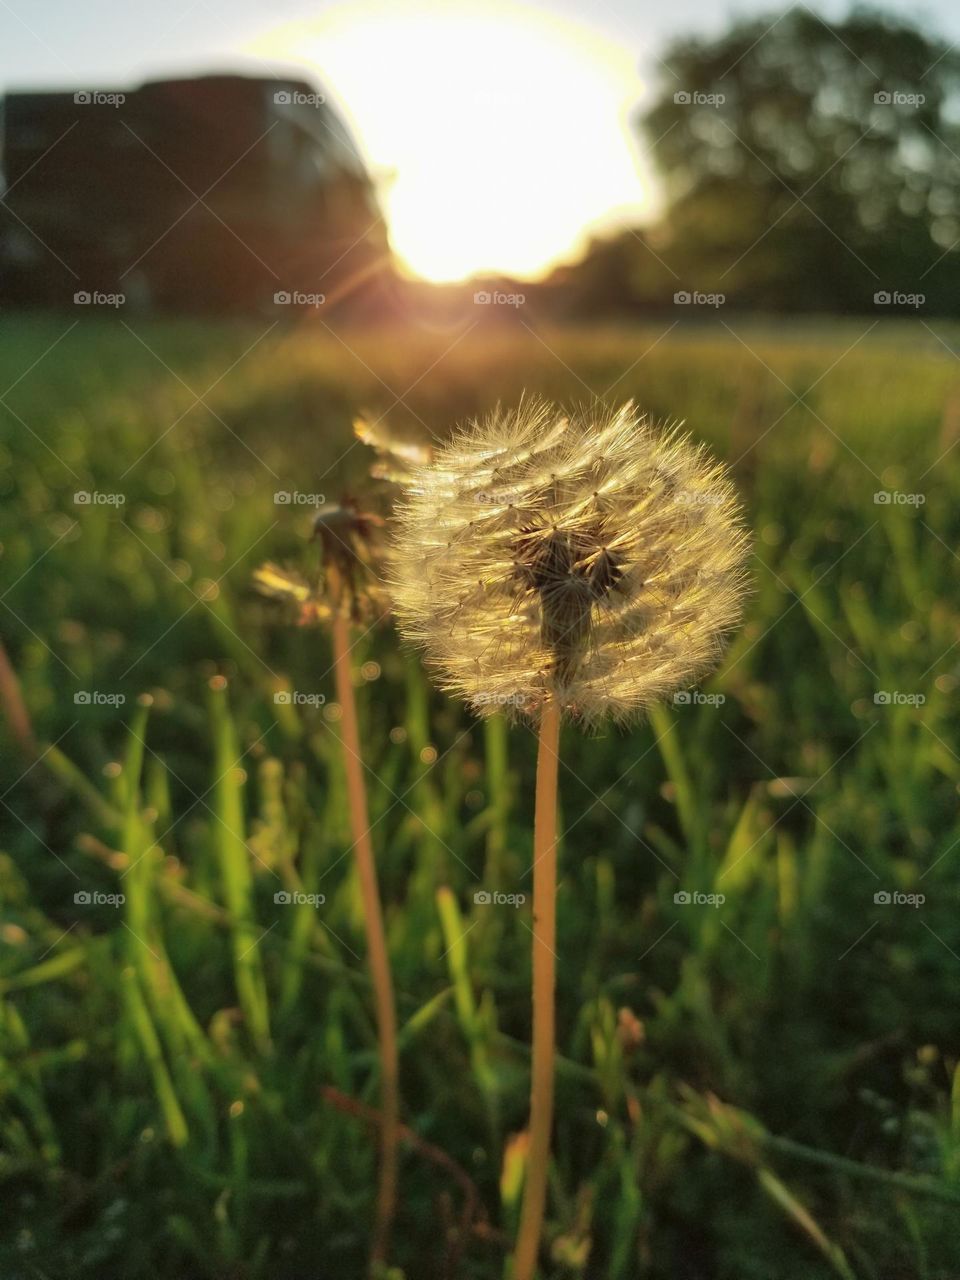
[247,1,650,281]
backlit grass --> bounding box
[1,313,959,1278]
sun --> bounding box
[246,1,650,282]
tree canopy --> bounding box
[625,7,960,313]
[640,7,960,311]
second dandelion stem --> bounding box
[331,613,399,1273]
[513,698,561,1280]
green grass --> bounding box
[1,312,959,1278]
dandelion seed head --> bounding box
[253,499,390,626]
[390,399,750,724]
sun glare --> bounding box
[246,2,649,282]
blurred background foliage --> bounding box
[554,9,960,316]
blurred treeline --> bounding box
[548,7,960,316]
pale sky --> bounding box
[2,0,955,280]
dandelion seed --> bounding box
[354,412,434,485]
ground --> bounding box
[1,313,958,1278]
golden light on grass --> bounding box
[390,399,749,1276]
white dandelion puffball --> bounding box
[390,399,749,723]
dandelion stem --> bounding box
[514,697,561,1280]
[331,613,399,1272]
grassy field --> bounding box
[1,312,959,1279]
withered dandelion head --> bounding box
[253,498,390,626]
[390,399,750,724]
[312,499,390,623]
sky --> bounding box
[2,0,957,281]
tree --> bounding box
[641,8,960,313]
[545,228,676,317]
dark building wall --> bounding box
[0,74,393,313]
